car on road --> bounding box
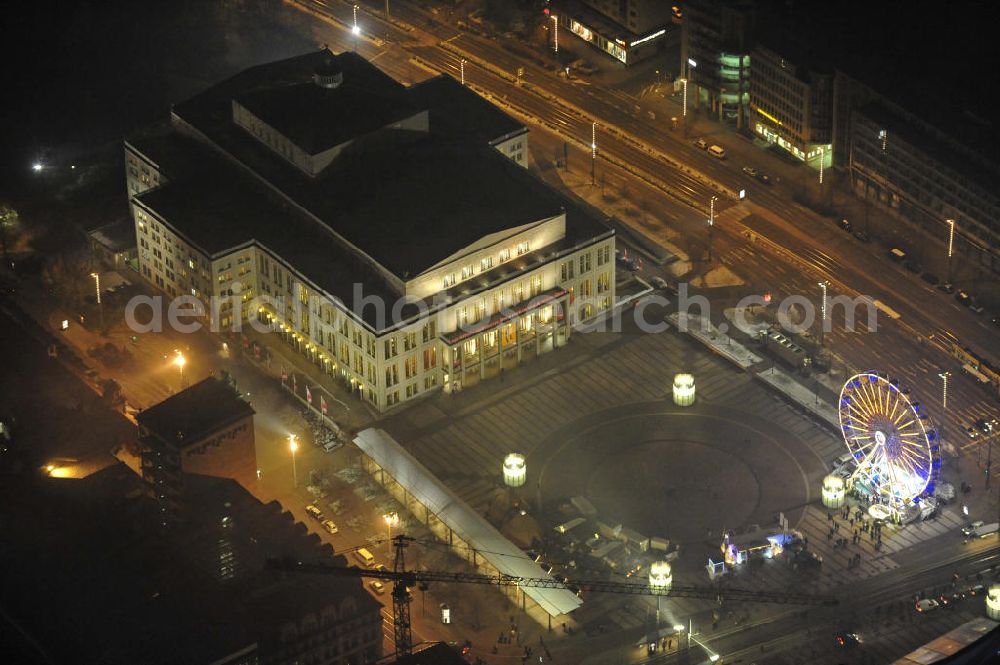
[938,282,955,294]
[992,316,1000,328]
[962,520,985,536]
[956,290,971,306]
[969,583,986,596]
[694,138,708,150]
[369,581,386,595]
[975,418,996,434]
[321,519,338,534]
[915,598,940,612]
[853,230,871,243]
[837,218,853,232]
[834,632,861,648]
[965,426,980,439]
[305,504,323,521]
[742,166,758,177]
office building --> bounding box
[550,0,672,65]
[680,0,755,126]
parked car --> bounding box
[369,581,387,595]
[837,218,853,232]
[965,426,980,439]
[853,230,871,242]
[321,519,339,534]
[694,138,708,150]
[955,290,971,306]
[938,282,955,294]
[915,598,940,612]
[305,504,323,521]
[742,166,758,177]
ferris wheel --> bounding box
[838,372,940,510]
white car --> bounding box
[369,581,387,595]
[742,166,758,177]
[915,598,939,612]
[321,519,339,534]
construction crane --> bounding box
[268,536,838,658]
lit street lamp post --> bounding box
[289,434,299,488]
[683,58,696,136]
[818,281,829,347]
[460,58,466,86]
[90,272,103,331]
[384,511,399,550]
[707,195,717,261]
[352,5,360,49]
[551,14,558,53]
[172,350,186,391]
[946,218,956,283]
[591,122,597,185]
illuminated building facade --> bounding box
[749,44,833,166]
[680,0,754,126]
[550,0,672,65]
[125,51,615,413]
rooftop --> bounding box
[409,75,525,145]
[169,49,600,280]
[0,465,381,665]
[233,57,418,155]
[137,377,254,448]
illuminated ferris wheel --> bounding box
[838,372,940,511]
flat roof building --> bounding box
[550,0,673,65]
[126,50,614,413]
[138,377,256,525]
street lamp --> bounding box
[90,272,103,330]
[946,218,956,283]
[551,14,558,53]
[172,350,186,390]
[289,434,299,488]
[818,281,829,347]
[591,122,597,185]
[384,511,399,548]
[352,4,360,35]
[460,58,466,86]
[707,195,717,261]
[939,371,950,411]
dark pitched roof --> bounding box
[137,377,254,448]
[409,74,525,145]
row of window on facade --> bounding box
[442,240,531,289]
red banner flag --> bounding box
[305,385,312,404]
[320,395,328,415]
[280,366,287,384]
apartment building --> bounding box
[125,50,615,413]
[550,0,672,65]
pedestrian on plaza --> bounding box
[849,518,854,527]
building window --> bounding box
[422,320,437,342]
[597,245,611,266]
[530,275,542,297]
[423,347,437,370]
[560,261,574,281]
[403,331,417,351]
[461,265,473,280]
[597,272,610,294]
[424,373,437,389]
[516,241,530,255]
[499,248,511,263]
[579,253,592,273]
[443,273,456,288]
[385,364,399,387]
[386,391,400,407]
[404,355,417,379]
[384,337,398,358]
[405,383,418,398]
